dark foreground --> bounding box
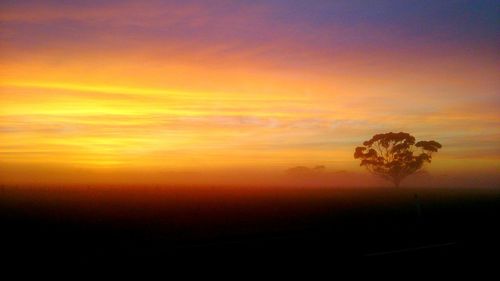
[1,186,499,267]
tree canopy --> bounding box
[354,132,442,187]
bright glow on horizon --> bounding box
[1,1,499,187]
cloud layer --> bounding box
[0,1,499,186]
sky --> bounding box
[0,0,499,187]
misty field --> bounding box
[1,186,499,266]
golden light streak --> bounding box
[0,1,498,186]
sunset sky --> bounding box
[0,1,499,187]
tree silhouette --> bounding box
[354,132,442,187]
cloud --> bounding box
[0,1,499,184]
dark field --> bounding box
[1,186,499,266]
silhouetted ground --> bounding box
[1,186,499,267]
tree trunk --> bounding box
[394,179,401,188]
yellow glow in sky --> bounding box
[1,1,499,187]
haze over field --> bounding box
[0,1,499,187]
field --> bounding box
[1,186,499,266]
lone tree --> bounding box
[354,132,442,187]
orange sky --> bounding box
[0,1,499,187]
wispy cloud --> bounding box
[0,1,499,185]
